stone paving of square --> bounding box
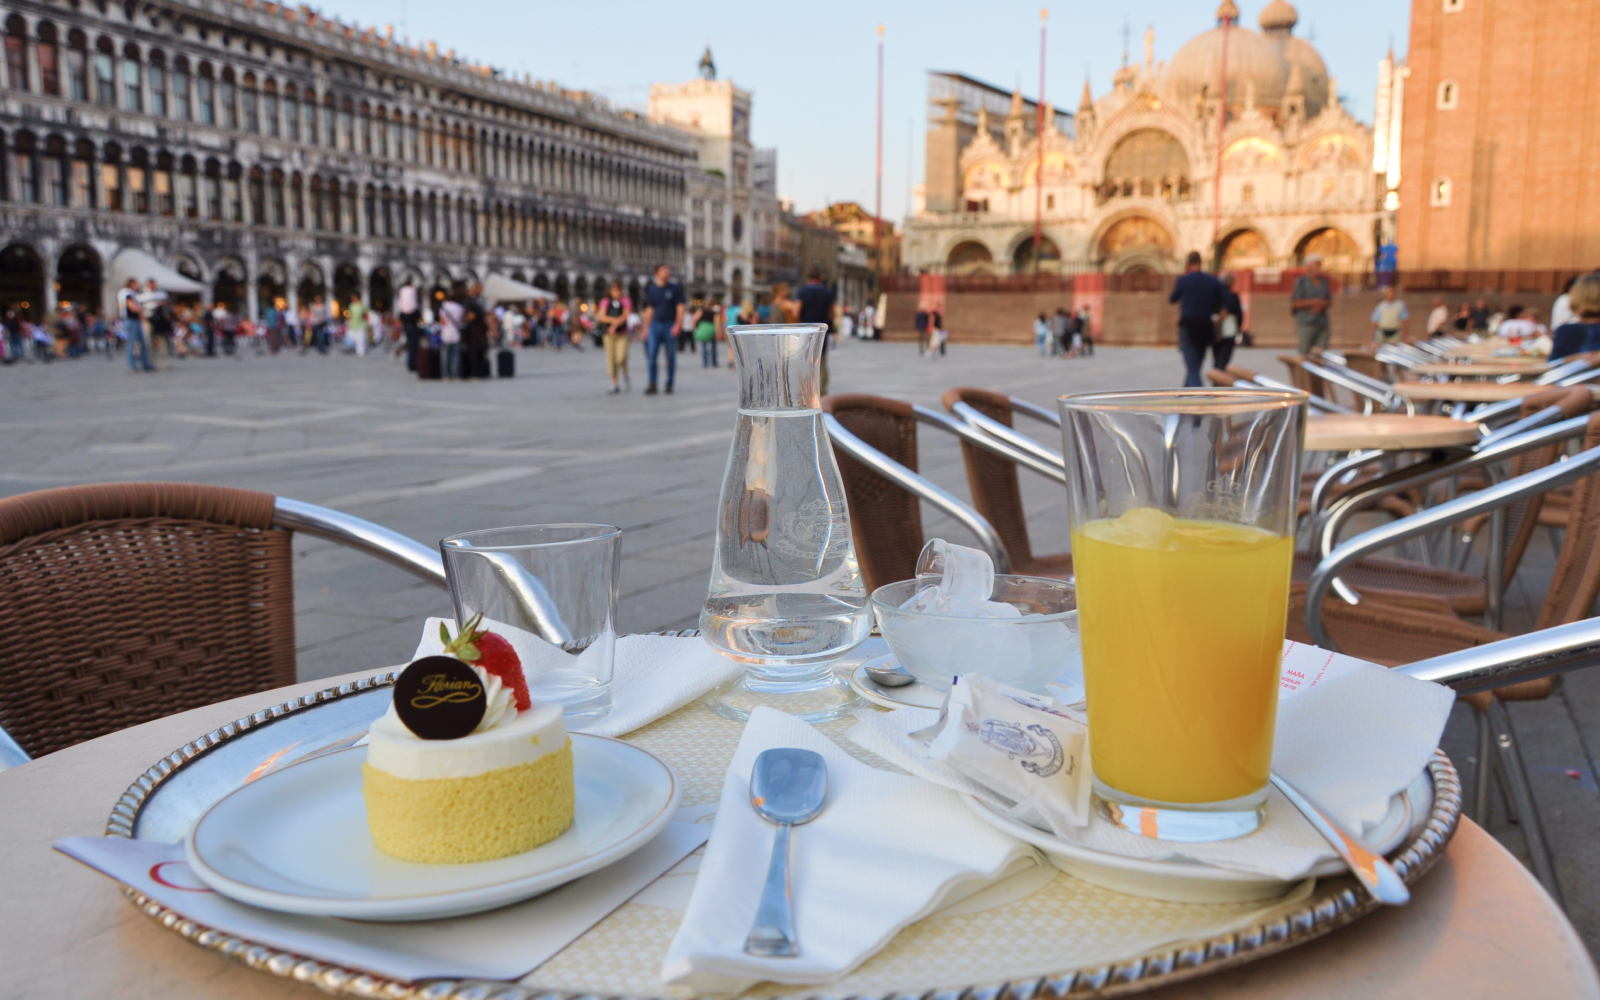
[3,338,1597,953]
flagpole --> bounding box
[1034,8,1047,275]
[875,24,885,278]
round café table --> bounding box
[1392,381,1546,403]
[1305,414,1480,453]
[2,671,1595,1000]
[1413,362,1550,378]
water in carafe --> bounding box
[701,325,871,702]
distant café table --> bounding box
[1392,381,1547,404]
[1304,414,1480,453]
[1413,362,1551,378]
[1438,341,1545,360]
[3,671,1598,999]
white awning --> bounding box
[108,249,207,294]
[482,272,555,303]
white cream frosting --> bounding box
[367,673,567,781]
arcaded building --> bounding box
[904,1,1380,277]
[0,0,693,320]
[1396,0,1600,272]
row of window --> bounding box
[1,132,684,259]
[2,15,686,208]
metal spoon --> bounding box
[744,748,828,957]
[1269,771,1410,906]
[864,658,915,688]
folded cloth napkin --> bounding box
[660,707,1038,995]
[415,619,743,738]
[849,642,1455,882]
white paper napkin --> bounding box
[660,707,1039,995]
[415,620,743,738]
[55,819,708,983]
[848,642,1454,881]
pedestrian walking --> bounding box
[1214,274,1243,370]
[1076,304,1096,355]
[399,281,423,370]
[1034,313,1050,356]
[926,313,947,359]
[141,280,174,369]
[346,297,370,356]
[795,267,838,393]
[1370,285,1409,345]
[914,305,930,355]
[1169,251,1225,386]
[462,284,492,378]
[1049,307,1070,357]
[694,298,721,368]
[439,295,465,378]
[598,281,631,394]
[641,263,686,395]
[117,279,152,371]
[1290,254,1332,355]
[1552,277,1579,332]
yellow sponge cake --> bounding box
[362,670,575,864]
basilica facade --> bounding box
[904,0,1379,278]
[0,0,692,320]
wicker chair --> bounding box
[1340,348,1386,382]
[822,395,931,593]
[939,388,1072,581]
[0,483,446,760]
[1279,354,1337,406]
[1290,412,1600,905]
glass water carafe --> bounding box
[700,324,870,722]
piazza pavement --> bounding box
[1,337,1597,952]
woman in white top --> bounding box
[439,298,465,379]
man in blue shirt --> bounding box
[794,266,838,394]
[1168,251,1225,386]
[640,263,686,395]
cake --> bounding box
[361,618,576,864]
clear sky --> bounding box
[316,0,1410,221]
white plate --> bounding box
[850,656,947,710]
[961,769,1433,904]
[185,733,678,920]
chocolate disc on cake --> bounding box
[393,656,487,739]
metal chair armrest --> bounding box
[948,400,1067,470]
[1008,397,1062,429]
[822,413,1013,573]
[272,497,449,588]
[1302,360,1410,415]
[0,723,28,770]
[912,406,1068,484]
[1534,359,1593,384]
[1306,441,1600,648]
[1307,449,1387,522]
[1399,618,1600,693]
[1254,374,1353,413]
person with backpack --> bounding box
[598,281,632,393]
[694,297,721,368]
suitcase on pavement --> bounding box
[496,348,515,378]
[416,345,441,380]
[470,352,492,379]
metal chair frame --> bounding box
[0,497,450,771]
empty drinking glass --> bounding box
[700,324,871,723]
[440,524,621,725]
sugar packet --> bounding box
[926,674,1092,834]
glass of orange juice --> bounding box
[1060,389,1306,842]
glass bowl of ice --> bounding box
[869,574,1081,694]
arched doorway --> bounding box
[297,262,327,312]
[431,271,452,312]
[0,244,45,320]
[573,276,589,301]
[213,259,247,313]
[627,279,642,305]
[256,259,287,314]
[553,274,570,301]
[1012,236,1062,274]
[55,245,102,313]
[332,263,362,315]
[367,267,393,312]
[1217,229,1270,270]
[533,273,551,291]
[1096,216,1175,269]
[1295,228,1361,272]
[945,240,994,276]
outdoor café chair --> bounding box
[1296,411,1600,906]
[820,394,1011,594]
[939,387,1075,581]
[0,483,447,762]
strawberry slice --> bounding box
[440,613,532,712]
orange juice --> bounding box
[1071,508,1293,804]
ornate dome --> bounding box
[1165,4,1327,119]
[1258,0,1298,34]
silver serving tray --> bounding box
[107,636,1463,1000]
